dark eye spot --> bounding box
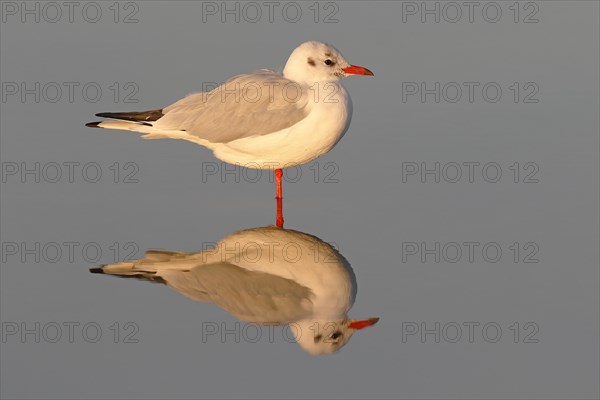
[307,58,316,66]
[313,334,323,343]
[324,59,334,66]
[330,331,342,340]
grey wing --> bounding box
[159,262,314,324]
[153,70,310,143]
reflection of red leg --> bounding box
[275,169,283,199]
[275,169,284,228]
[276,197,284,228]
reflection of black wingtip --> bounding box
[95,110,163,122]
[86,121,102,128]
[89,267,105,274]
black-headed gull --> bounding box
[86,41,373,223]
[91,225,379,355]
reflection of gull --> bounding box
[86,41,373,204]
[91,226,378,355]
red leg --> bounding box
[275,169,284,228]
[275,168,283,199]
[276,197,284,228]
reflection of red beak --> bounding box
[348,317,380,330]
[342,65,374,76]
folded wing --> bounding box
[160,262,314,324]
[154,70,310,143]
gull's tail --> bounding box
[85,109,192,141]
[90,250,198,284]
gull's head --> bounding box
[292,317,380,355]
[283,41,374,84]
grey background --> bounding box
[1,1,598,399]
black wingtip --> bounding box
[89,267,105,274]
[86,121,102,128]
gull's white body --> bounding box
[97,226,363,354]
[139,80,352,167]
[209,82,352,167]
[87,41,369,170]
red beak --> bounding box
[342,65,374,76]
[348,317,380,330]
